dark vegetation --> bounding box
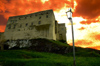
[29,39,100,57]
[0,38,100,66]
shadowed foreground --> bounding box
[0,39,100,66]
[0,50,100,66]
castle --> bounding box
[4,10,66,41]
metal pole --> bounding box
[70,19,76,66]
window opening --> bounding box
[31,22,33,25]
[35,14,37,16]
[25,17,27,19]
[62,28,64,30]
[19,18,21,20]
[38,21,41,24]
[13,24,16,29]
[46,15,48,18]
[18,29,20,31]
[8,26,11,29]
[46,12,48,14]
[26,23,28,26]
[39,16,41,19]
[30,15,32,17]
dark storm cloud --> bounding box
[0,15,7,25]
[0,0,72,32]
[0,0,71,27]
[0,9,3,13]
[74,0,100,19]
[7,0,11,2]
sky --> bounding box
[0,0,100,50]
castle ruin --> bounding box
[4,9,66,41]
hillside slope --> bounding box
[10,38,100,57]
[0,50,100,66]
[0,39,100,66]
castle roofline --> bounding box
[9,9,53,18]
[58,23,65,25]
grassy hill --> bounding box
[0,50,100,66]
[0,39,100,66]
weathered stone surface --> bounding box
[5,39,70,54]
[4,9,66,41]
[6,40,32,49]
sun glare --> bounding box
[41,0,49,3]
[73,17,86,23]
[73,0,77,10]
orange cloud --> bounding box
[0,15,7,25]
[87,46,100,50]
[78,27,85,30]
[0,25,5,32]
[70,39,100,50]
[74,0,100,19]
[75,40,93,46]
[0,0,74,32]
[0,0,71,19]
[80,19,100,25]
[90,33,100,41]
[0,0,100,51]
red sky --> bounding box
[0,0,100,50]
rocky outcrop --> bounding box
[4,39,70,54]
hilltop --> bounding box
[0,39,100,66]
[4,38,100,56]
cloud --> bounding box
[0,0,73,32]
[80,21,92,25]
[0,15,7,25]
[0,0,71,26]
[93,34,100,41]
[89,33,100,41]
[70,39,100,50]
[75,40,93,46]
[0,0,71,18]
[74,0,100,19]
[80,19,100,25]
[69,39,93,48]
[0,25,5,32]
[78,27,85,30]
[67,22,100,50]
[87,46,100,50]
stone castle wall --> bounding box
[4,9,66,41]
[58,23,66,40]
[4,10,56,40]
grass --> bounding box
[0,39,100,66]
[48,40,69,46]
[0,50,100,66]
